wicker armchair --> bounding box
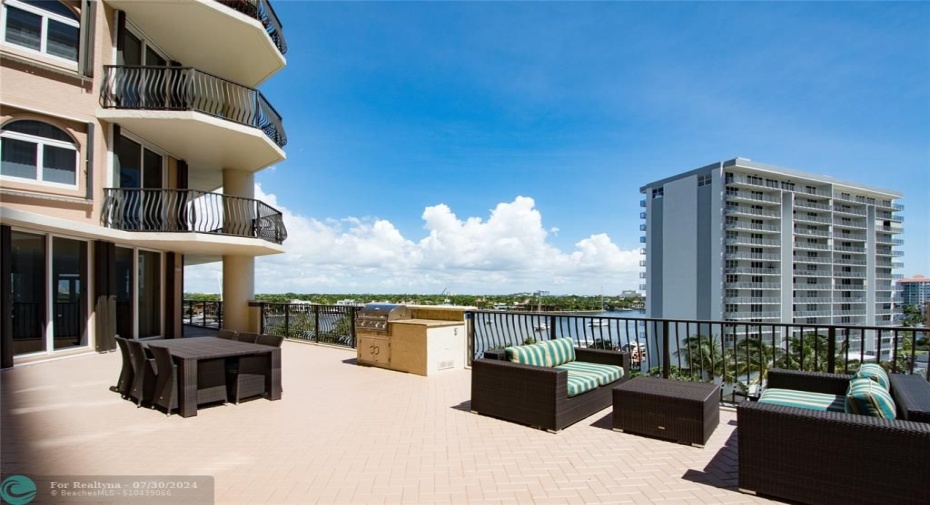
[471,347,630,432]
[217,329,238,340]
[737,369,930,505]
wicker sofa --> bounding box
[471,338,630,432]
[737,369,930,505]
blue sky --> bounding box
[186,1,929,296]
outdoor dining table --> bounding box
[146,337,281,417]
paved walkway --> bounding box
[1,341,778,504]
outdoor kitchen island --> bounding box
[356,305,469,376]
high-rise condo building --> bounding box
[639,158,903,337]
[1,0,289,368]
[898,275,930,308]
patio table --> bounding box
[612,376,720,447]
[146,337,281,417]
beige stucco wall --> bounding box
[1,1,114,226]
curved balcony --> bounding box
[104,0,286,87]
[101,188,287,245]
[99,66,286,187]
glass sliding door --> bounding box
[52,237,87,350]
[10,231,46,355]
[115,246,134,338]
[114,134,163,231]
[137,250,161,338]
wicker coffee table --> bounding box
[612,377,720,447]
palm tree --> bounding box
[733,338,781,392]
[778,332,849,373]
[674,335,736,384]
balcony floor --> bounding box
[1,338,779,504]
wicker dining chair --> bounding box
[257,334,284,347]
[227,354,271,404]
[114,336,134,398]
[149,345,178,416]
[236,332,259,344]
[217,329,238,340]
[125,339,156,407]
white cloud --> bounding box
[184,185,642,295]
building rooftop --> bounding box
[640,157,903,198]
[1,338,777,504]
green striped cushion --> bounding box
[846,377,896,419]
[538,338,576,366]
[555,361,624,386]
[504,342,552,367]
[758,388,846,413]
[853,363,890,391]
[565,372,599,397]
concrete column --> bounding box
[223,168,254,199]
[221,169,257,332]
[223,255,255,332]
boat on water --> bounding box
[587,320,609,327]
[534,324,549,332]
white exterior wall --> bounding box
[660,175,699,319]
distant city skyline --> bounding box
[184,2,930,295]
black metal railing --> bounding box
[102,188,287,244]
[468,311,929,402]
[100,65,287,148]
[183,300,224,329]
[216,0,287,55]
[254,302,360,348]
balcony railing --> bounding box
[725,267,781,275]
[726,252,781,261]
[725,190,781,204]
[833,205,867,216]
[100,65,287,148]
[793,213,832,224]
[794,200,831,211]
[469,311,930,395]
[725,236,781,247]
[795,228,830,237]
[726,297,781,304]
[725,206,781,218]
[101,188,287,244]
[216,0,287,55]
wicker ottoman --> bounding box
[612,377,720,447]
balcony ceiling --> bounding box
[96,110,286,192]
[106,0,285,87]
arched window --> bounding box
[2,0,79,62]
[1,119,78,186]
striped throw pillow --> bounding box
[539,338,576,366]
[853,363,890,391]
[505,343,552,367]
[845,377,896,419]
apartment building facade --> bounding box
[898,275,930,308]
[639,158,903,353]
[1,0,288,368]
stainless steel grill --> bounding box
[355,304,411,333]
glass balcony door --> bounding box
[114,246,162,340]
[114,134,164,230]
[9,232,88,357]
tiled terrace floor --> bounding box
[1,339,782,504]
